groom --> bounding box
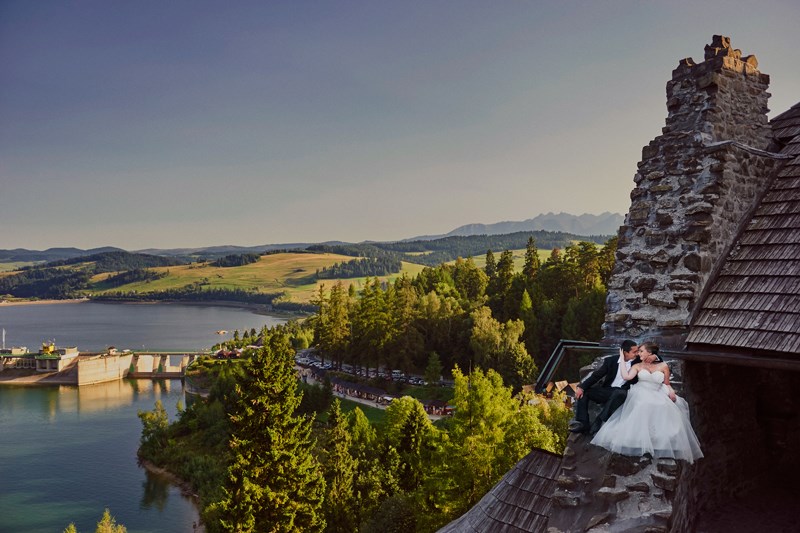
[569,340,641,435]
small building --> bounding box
[35,343,80,372]
[0,346,32,370]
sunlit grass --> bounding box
[87,253,427,304]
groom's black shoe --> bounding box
[568,420,589,433]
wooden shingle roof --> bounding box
[687,102,800,355]
[437,448,562,533]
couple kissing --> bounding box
[569,340,703,464]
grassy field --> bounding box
[88,252,428,304]
[0,262,37,273]
[452,248,553,271]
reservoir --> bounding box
[0,302,287,533]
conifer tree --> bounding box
[483,250,497,279]
[321,400,357,533]
[522,236,541,281]
[349,408,397,524]
[208,332,325,532]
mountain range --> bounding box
[1,213,622,263]
[412,212,623,240]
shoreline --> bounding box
[0,298,89,307]
[0,297,309,318]
[138,457,206,532]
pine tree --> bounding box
[208,332,325,532]
[349,408,396,524]
[522,236,541,281]
[424,352,443,385]
[484,250,497,279]
[321,400,357,533]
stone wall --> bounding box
[670,361,800,532]
[603,36,780,348]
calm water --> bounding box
[0,303,287,533]
[0,301,285,352]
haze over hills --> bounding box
[0,247,124,263]
[411,212,624,240]
[0,213,621,263]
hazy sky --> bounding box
[1,1,798,250]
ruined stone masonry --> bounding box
[603,35,783,348]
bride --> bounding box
[590,343,704,464]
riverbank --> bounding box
[0,297,89,307]
[2,296,312,318]
[138,458,206,532]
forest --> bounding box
[139,327,572,533]
[313,237,615,378]
[316,256,403,280]
[211,253,261,267]
[0,251,184,298]
[139,236,614,532]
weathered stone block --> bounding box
[642,144,659,159]
[683,227,711,243]
[609,454,647,476]
[645,231,666,246]
[626,482,651,493]
[685,202,714,215]
[557,475,577,490]
[686,212,714,225]
[649,250,670,265]
[586,513,611,530]
[602,475,617,488]
[683,253,702,272]
[655,211,673,226]
[667,280,694,292]
[631,277,657,292]
[651,472,677,492]
[606,313,631,324]
[647,291,678,308]
[554,490,581,508]
[656,459,679,475]
[596,487,630,503]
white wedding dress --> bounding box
[591,369,704,464]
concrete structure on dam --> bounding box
[0,349,204,386]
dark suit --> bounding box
[574,355,641,431]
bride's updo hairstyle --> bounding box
[642,342,662,362]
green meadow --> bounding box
[450,248,552,271]
[89,252,427,304]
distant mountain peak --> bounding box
[407,212,623,241]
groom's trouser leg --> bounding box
[598,387,628,422]
[577,387,613,426]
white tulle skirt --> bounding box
[591,380,704,464]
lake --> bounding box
[0,301,285,352]
[0,302,287,533]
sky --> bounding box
[1,1,798,251]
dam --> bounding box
[0,349,209,386]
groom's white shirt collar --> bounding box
[611,358,632,388]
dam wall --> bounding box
[77,354,133,386]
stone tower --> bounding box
[603,35,780,348]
